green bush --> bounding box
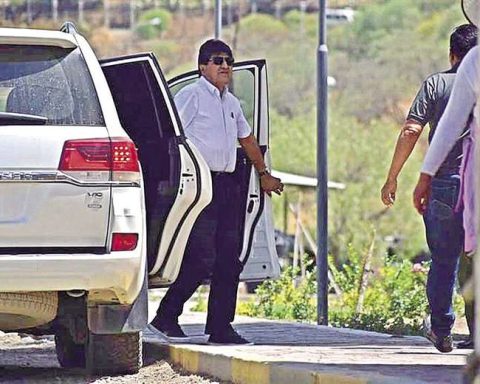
[238,263,317,322]
[238,246,435,335]
[136,8,172,39]
[329,248,429,335]
[135,24,158,40]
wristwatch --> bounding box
[258,169,270,178]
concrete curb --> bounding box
[145,342,429,384]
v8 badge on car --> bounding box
[85,192,104,209]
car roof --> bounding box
[0,28,77,49]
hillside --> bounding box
[1,0,468,264]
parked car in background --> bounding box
[0,23,279,374]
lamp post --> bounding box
[79,0,84,24]
[215,0,222,39]
[316,0,328,325]
[26,0,32,24]
[52,0,58,22]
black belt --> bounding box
[211,171,233,177]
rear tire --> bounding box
[0,292,58,330]
[55,328,86,368]
[86,331,142,375]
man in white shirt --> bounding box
[150,39,283,345]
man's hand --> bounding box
[260,174,284,196]
[381,179,397,207]
[413,173,432,215]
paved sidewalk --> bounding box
[144,296,470,384]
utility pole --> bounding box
[215,0,222,38]
[52,0,58,22]
[316,0,328,325]
[26,0,32,24]
[130,0,135,29]
[79,0,84,24]
[104,0,110,28]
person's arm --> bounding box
[381,120,424,206]
[238,134,284,195]
[413,51,478,214]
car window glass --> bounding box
[0,45,104,126]
[230,69,255,129]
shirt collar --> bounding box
[199,76,228,97]
[445,62,461,74]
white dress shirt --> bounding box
[174,76,252,173]
[422,46,480,175]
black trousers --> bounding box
[157,172,244,334]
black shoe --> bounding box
[457,338,474,349]
[150,317,187,340]
[208,326,253,345]
[423,316,453,353]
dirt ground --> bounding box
[0,331,229,384]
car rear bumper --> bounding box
[0,251,145,304]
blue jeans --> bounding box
[423,174,464,337]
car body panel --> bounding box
[0,30,145,307]
[0,27,77,48]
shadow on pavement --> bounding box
[180,321,431,347]
[0,340,172,383]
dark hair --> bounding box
[450,24,478,60]
[198,39,233,67]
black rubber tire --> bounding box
[54,328,86,368]
[0,292,58,330]
[86,331,142,375]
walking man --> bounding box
[381,24,478,352]
[150,39,283,345]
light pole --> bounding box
[52,0,58,22]
[26,0,32,24]
[79,0,84,24]
[316,0,328,325]
[104,0,110,28]
[215,0,222,39]
[130,0,136,30]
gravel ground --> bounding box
[0,331,229,384]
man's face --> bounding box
[200,52,233,91]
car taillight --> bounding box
[111,233,138,251]
[110,138,140,182]
[59,138,140,183]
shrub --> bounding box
[329,249,429,335]
[238,263,317,322]
[238,245,441,336]
[136,8,172,39]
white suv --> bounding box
[0,23,279,374]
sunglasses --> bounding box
[208,56,235,66]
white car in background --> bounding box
[0,23,279,374]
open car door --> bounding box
[169,60,280,282]
[100,54,212,287]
